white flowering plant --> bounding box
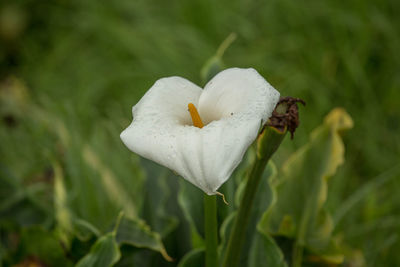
[0,36,355,267]
[114,40,352,267]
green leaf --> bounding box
[114,246,150,267]
[53,161,74,248]
[76,232,121,267]
[178,248,205,267]
[334,164,400,225]
[259,108,353,263]
[17,227,73,266]
[218,212,235,260]
[178,179,205,248]
[141,160,179,238]
[49,117,145,233]
[248,231,287,267]
[53,161,102,244]
[0,165,49,226]
[115,216,172,262]
[83,145,138,219]
[73,218,101,241]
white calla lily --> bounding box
[120,68,280,195]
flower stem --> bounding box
[204,194,218,267]
[222,126,286,267]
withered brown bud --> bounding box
[267,97,305,139]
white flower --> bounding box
[120,68,280,195]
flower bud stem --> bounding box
[222,157,269,267]
[222,126,286,267]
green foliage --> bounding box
[260,108,353,265]
[13,227,73,266]
[248,231,287,267]
[116,217,172,262]
[76,232,121,267]
[177,249,205,267]
[140,160,179,239]
[1,0,400,265]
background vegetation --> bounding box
[1,0,399,266]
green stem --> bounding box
[292,242,304,267]
[204,194,218,267]
[222,126,286,267]
[222,157,269,267]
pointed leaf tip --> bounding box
[324,108,353,132]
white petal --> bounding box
[198,68,279,125]
[174,118,262,194]
[120,76,202,173]
[194,68,279,193]
[121,68,280,195]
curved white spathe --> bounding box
[120,68,280,195]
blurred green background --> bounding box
[1,0,399,266]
